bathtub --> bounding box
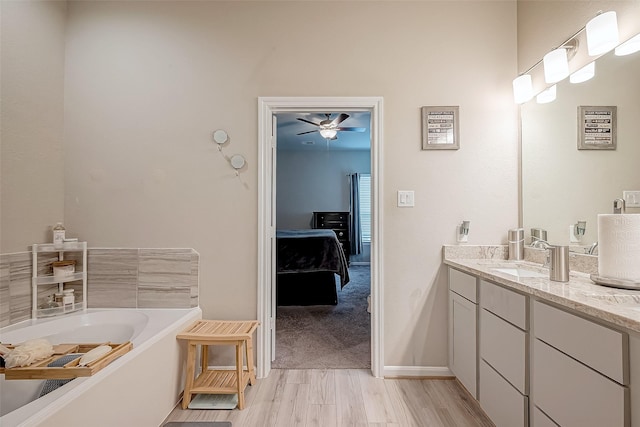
[0,307,201,427]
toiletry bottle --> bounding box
[52,222,66,248]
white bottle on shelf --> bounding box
[52,222,66,249]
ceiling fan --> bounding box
[296,113,366,140]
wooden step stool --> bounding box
[177,320,259,410]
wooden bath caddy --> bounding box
[1,341,132,380]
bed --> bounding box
[276,229,350,305]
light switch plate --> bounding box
[623,190,640,208]
[397,190,415,207]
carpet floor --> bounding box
[272,265,371,369]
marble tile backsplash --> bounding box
[0,248,199,328]
[442,245,598,275]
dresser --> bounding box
[312,211,350,264]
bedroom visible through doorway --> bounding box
[256,96,384,378]
[273,115,371,368]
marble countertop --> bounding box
[443,257,640,335]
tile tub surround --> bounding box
[443,256,640,334]
[0,248,199,328]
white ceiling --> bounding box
[275,111,371,151]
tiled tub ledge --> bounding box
[443,253,640,335]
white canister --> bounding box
[62,289,75,306]
[52,260,76,278]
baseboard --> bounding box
[350,261,371,266]
[383,365,454,379]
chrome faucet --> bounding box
[531,239,553,267]
[588,242,599,255]
[531,239,552,249]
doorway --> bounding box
[257,97,384,378]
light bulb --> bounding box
[536,85,557,104]
[615,33,640,56]
[586,11,619,56]
[512,74,533,104]
[570,62,595,83]
[543,48,569,84]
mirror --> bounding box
[521,49,640,253]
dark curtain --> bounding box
[349,173,363,255]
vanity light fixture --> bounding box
[319,128,337,139]
[512,74,534,104]
[536,85,557,104]
[570,61,596,83]
[586,11,619,56]
[615,33,640,56]
[543,48,570,83]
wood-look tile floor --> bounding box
[162,369,494,427]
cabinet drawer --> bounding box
[532,406,559,427]
[480,360,528,427]
[533,300,627,384]
[449,291,477,398]
[480,308,528,394]
[315,212,348,222]
[533,339,627,427]
[480,280,527,330]
[449,268,477,303]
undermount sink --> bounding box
[491,267,547,278]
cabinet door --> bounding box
[449,290,477,398]
[480,308,528,394]
[533,339,627,427]
[480,360,528,427]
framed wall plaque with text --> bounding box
[421,106,459,150]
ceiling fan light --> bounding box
[615,33,640,56]
[319,129,337,139]
[570,61,596,83]
[513,74,533,104]
[586,11,619,56]
[543,48,569,84]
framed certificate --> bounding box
[578,106,617,150]
[421,106,459,150]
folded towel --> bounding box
[38,354,82,397]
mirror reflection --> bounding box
[521,49,640,253]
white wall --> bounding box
[3,1,519,369]
[0,1,67,252]
[276,150,370,230]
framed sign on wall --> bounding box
[577,105,617,150]
[421,106,459,150]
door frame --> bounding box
[257,96,384,378]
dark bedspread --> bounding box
[276,229,350,287]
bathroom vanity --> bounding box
[445,250,640,427]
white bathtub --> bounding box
[0,307,201,427]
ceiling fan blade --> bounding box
[297,117,321,127]
[331,113,349,126]
[296,130,318,135]
[336,127,366,132]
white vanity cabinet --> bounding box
[479,279,529,427]
[448,268,478,398]
[532,300,629,427]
